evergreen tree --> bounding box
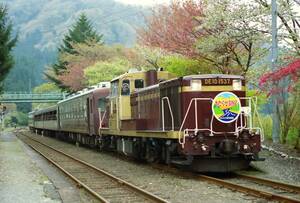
[0,4,17,93]
[46,13,103,91]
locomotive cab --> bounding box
[108,69,175,131]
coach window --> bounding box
[134,79,144,89]
[121,79,130,95]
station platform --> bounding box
[0,130,81,203]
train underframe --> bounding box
[30,127,262,173]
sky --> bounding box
[115,0,170,6]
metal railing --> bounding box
[98,108,108,133]
[161,97,174,131]
[178,97,263,148]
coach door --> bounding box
[89,97,94,135]
[86,98,91,135]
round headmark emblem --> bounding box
[212,92,241,123]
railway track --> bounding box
[18,131,300,203]
[198,173,300,203]
[150,163,300,202]
[18,133,168,203]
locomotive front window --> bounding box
[134,79,144,89]
[121,79,130,95]
[191,80,202,90]
[232,79,242,90]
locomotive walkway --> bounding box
[0,92,66,103]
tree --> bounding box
[256,0,300,54]
[255,0,300,144]
[84,59,131,86]
[33,82,60,94]
[137,0,268,76]
[0,4,17,93]
[137,0,204,58]
[46,13,103,91]
[259,59,300,146]
[32,82,60,110]
[158,55,212,76]
[56,42,131,91]
[195,0,268,75]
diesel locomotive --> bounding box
[29,69,263,172]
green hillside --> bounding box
[2,0,146,92]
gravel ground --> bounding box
[263,139,300,158]
[242,148,300,186]
[19,130,273,203]
[239,139,300,186]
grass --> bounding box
[256,115,299,150]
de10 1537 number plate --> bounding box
[203,78,231,85]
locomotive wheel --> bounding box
[98,135,110,151]
[145,141,160,163]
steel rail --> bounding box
[18,133,168,203]
[19,131,299,202]
[234,173,300,193]
[150,164,300,203]
[23,140,109,203]
[197,175,300,203]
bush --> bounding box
[159,55,212,76]
[286,127,300,149]
[3,111,28,127]
[259,115,273,141]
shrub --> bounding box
[259,115,273,141]
[3,111,28,127]
[286,127,300,149]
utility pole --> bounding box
[271,0,280,143]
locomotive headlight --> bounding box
[191,80,202,90]
[232,79,242,90]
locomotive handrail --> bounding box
[98,108,107,134]
[239,97,264,142]
[178,98,213,146]
[161,97,174,131]
[178,97,263,148]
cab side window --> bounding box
[111,81,119,97]
[135,79,144,89]
[121,79,130,95]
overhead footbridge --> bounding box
[0,92,66,103]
